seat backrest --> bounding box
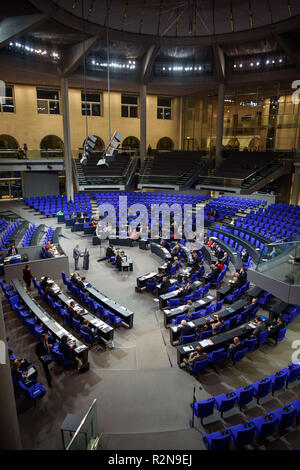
[235,425,256,446]
[233,347,248,363]
[181,334,196,345]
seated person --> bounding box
[227,336,244,360]
[196,319,213,336]
[178,319,193,336]
[45,281,59,298]
[40,275,49,291]
[183,346,207,367]
[267,317,286,340]
[67,301,80,320]
[239,267,247,285]
[44,246,54,258]
[106,245,114,259]
[58,335,82,370]
[241,248,249,263]
[164,259,172,274]
[212,315,224,335]
[8,244,18,256]
[77,276,87,292]
[172,257,179,269]
[251,316,267,338]
[11,360,38,387]
[160,239,170,250]
[228,271,242,289]
[70,272,80,285]
[204,266,218,284]
[81,319,98,343]
[219,252,229,265]
[215,261,224,273]
[186,300,196,319]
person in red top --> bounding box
[23,264,34,291]
[216,261,224,272]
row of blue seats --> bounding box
[203,399,300,449]
[193,361,300,425]
[22,224,37,247]
[1,220,20,248]
[45,226,54,244]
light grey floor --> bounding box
[3,201,300,451]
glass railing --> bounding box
[66,399,99,450]
[197,175,243,188]
[256,235,300,286]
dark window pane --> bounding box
[91,103,100,115]
[37,99,48,114]
[164,109,171,119]
[37,89,59,100]
[5,87,13,98]
[157,107,163,119]
[130,106,138,118]
[2,99,14,113]
[121,105,129,117]
[122,95,137,105]
[158,97,171,107]
[81,103,91,115]
[49,101,60,114]
[87,93,100,102]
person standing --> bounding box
[35,333,54,387]
[23,264,34,291]
[73,245,81,270]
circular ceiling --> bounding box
[51,0,299,38]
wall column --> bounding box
[291,164,300,205]
[0,302,22,450]
[140,84,147,164]
[60,77,74,201]
[178,96,183,150]
[216,82,225,165]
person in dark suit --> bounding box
[267,317,286,340]
[81,319,97,343]
[227,337,244,360]
[35,333,54,387]
[239,268,247,285]
[178,319,193,337]
[8,244,18,256]
[58,335,82,370]
[106,245,114,259]
[158,276,171,295]
[40,276,49,291]
[219,252,228,265]
[77,277,87,292]
[45,248,54,258]
[45,282,59,299]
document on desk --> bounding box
[164,309,170,314]
[199,339,213,347]
[183,345,194,352]
[248,322,256,329]
[187,322,195,327]
[207,296,214,300]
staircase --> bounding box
[240,160,292,194]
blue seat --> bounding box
[18,380,46,402]
[80,329,94,345]
[268,369,289,396]
[232,347,248,365]
[286,399,300,421]
[172,313,187,325]
[192,289,203,301]
[72,318,82,333]
[183,294,194,304]
[243,337,257,351]
[214,299,224,312]
[53,350,71,367]
[253,377,272,404]
[257,328,269,346]
[285,363,300,388]
[248,414,277,441]
[181,334,196,345]
[207,348,225,366]
[191,397,215,425]
[227,423,256,447]
[61,272,68,285]
[271,406,296,430]
[168,298,180,309]
[214,392,237,418]
[187,358,208,374]
[234,385,255,410]
[203,431,231,450]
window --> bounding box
[37,89,60,114]
[0,86,15,113]
[81,92,102,116]
[157,97,171,120]
[121,94,138,118]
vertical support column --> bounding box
[60,77,74,202]
[216,82,225,165]
[178,96,183,150]
[140,84,147,164]
[0,302,22,450]
[291,165,300,205]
